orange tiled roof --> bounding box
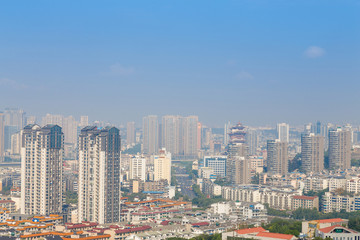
[318,225,356,234]
[316,218,344,224]
[236,227,266,234]
[62,234,111,240]
[256,232,294,240]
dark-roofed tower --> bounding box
[20,124,64,215]
[78,126,121,224]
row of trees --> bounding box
[192,184,225,208]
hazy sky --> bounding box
[0,0,359,127]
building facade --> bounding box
[21,124,64,215]
[329,128,351,170]
[78,126,121,224]
[267,140,288,176]
[301,133,325,173]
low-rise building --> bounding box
[302,218,349,238]
[291,195,319,210]
[315,225,360,240]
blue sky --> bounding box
[0,0,359,127]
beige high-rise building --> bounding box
[42,114,78,145]
[267,139,288,176]
[142,115,158,155]
[127,122,136,146]
[329,128,351,170]
[183,116,199,157]
[162,115,181,156]
[78,126,121,224]
[154,149,171,185]
[301,133,325,173]
[21,124,64,215]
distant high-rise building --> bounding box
[0,112,4,162]
[226,123,250,184]
[267,139,288,176]
[78,126,121,224]
[4,125,18,152]
[197,122,202,151]
[80,116,89,128]
[63,116,78,145]
[224,121,231,146]
[26,116,37,125]
[129,156,146,181]
[204,156,227,178]
[183,116,199,157]
[42,113,64,126]
[153,148,172,184]
[21,124,64,215]
[126,122,136,146]
[301,133,325,173]
[161,115,199,158]
[10,132,21,156]
[277,123,289,142]
[142,115,158,155]
[4,108,25,130]
[246,129,258,155]
[329,128,351,170]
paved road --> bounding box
[173,166,196,199]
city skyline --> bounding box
[1,1,359,126]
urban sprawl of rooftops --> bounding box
[0,109,360,239]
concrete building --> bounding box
[142,115,158,155]
[127,122,136,146]
[315,225,360,240]
[78,126,121,224]
[267,140,288,176]
[322,192,360,213]
[153,148,171,184]
[204,156,227,178]
[21,124,64,215]
[277,123,289,142]
[129,157,147,181]
[247,129,259,155]
[301,133,325,173]
[303,177,329,193]
[291,195,319,210]
[329,128,351,170]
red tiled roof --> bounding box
[114,225,151,234]
[236,227,266,234]
[292,195,317,200]
[318,225,357,234]
[0,200,15,204]
[256,232,294,240]
[317,218,344,224]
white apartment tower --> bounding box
[21,124,64,215]
[126,122,136,146]
[129,156,146,181]
[277,123,289,142]
[154,148,172,184]
[78,126,121,224]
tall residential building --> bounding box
[224,121,231,146]
[4,108,25,130]
[129,156,146,181]
[26,116,37,125]
[183,116,199,157]
[276,123,289,142]
[78,126,121,224]
[301,133,325,173]
[161,115,199,158]
[0,112,4,162]
[126,122,136,146]
[21,124,64,215]
[329,128,351,170]
[142,115,158,155]
[246,129,258,155]
[204,156,227,178]
[267,139,288,176]
[42,114,78,145]
[153,148,172,184]
[80,116,89,128]
[226,123,250,184]
[4,125,18,152]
